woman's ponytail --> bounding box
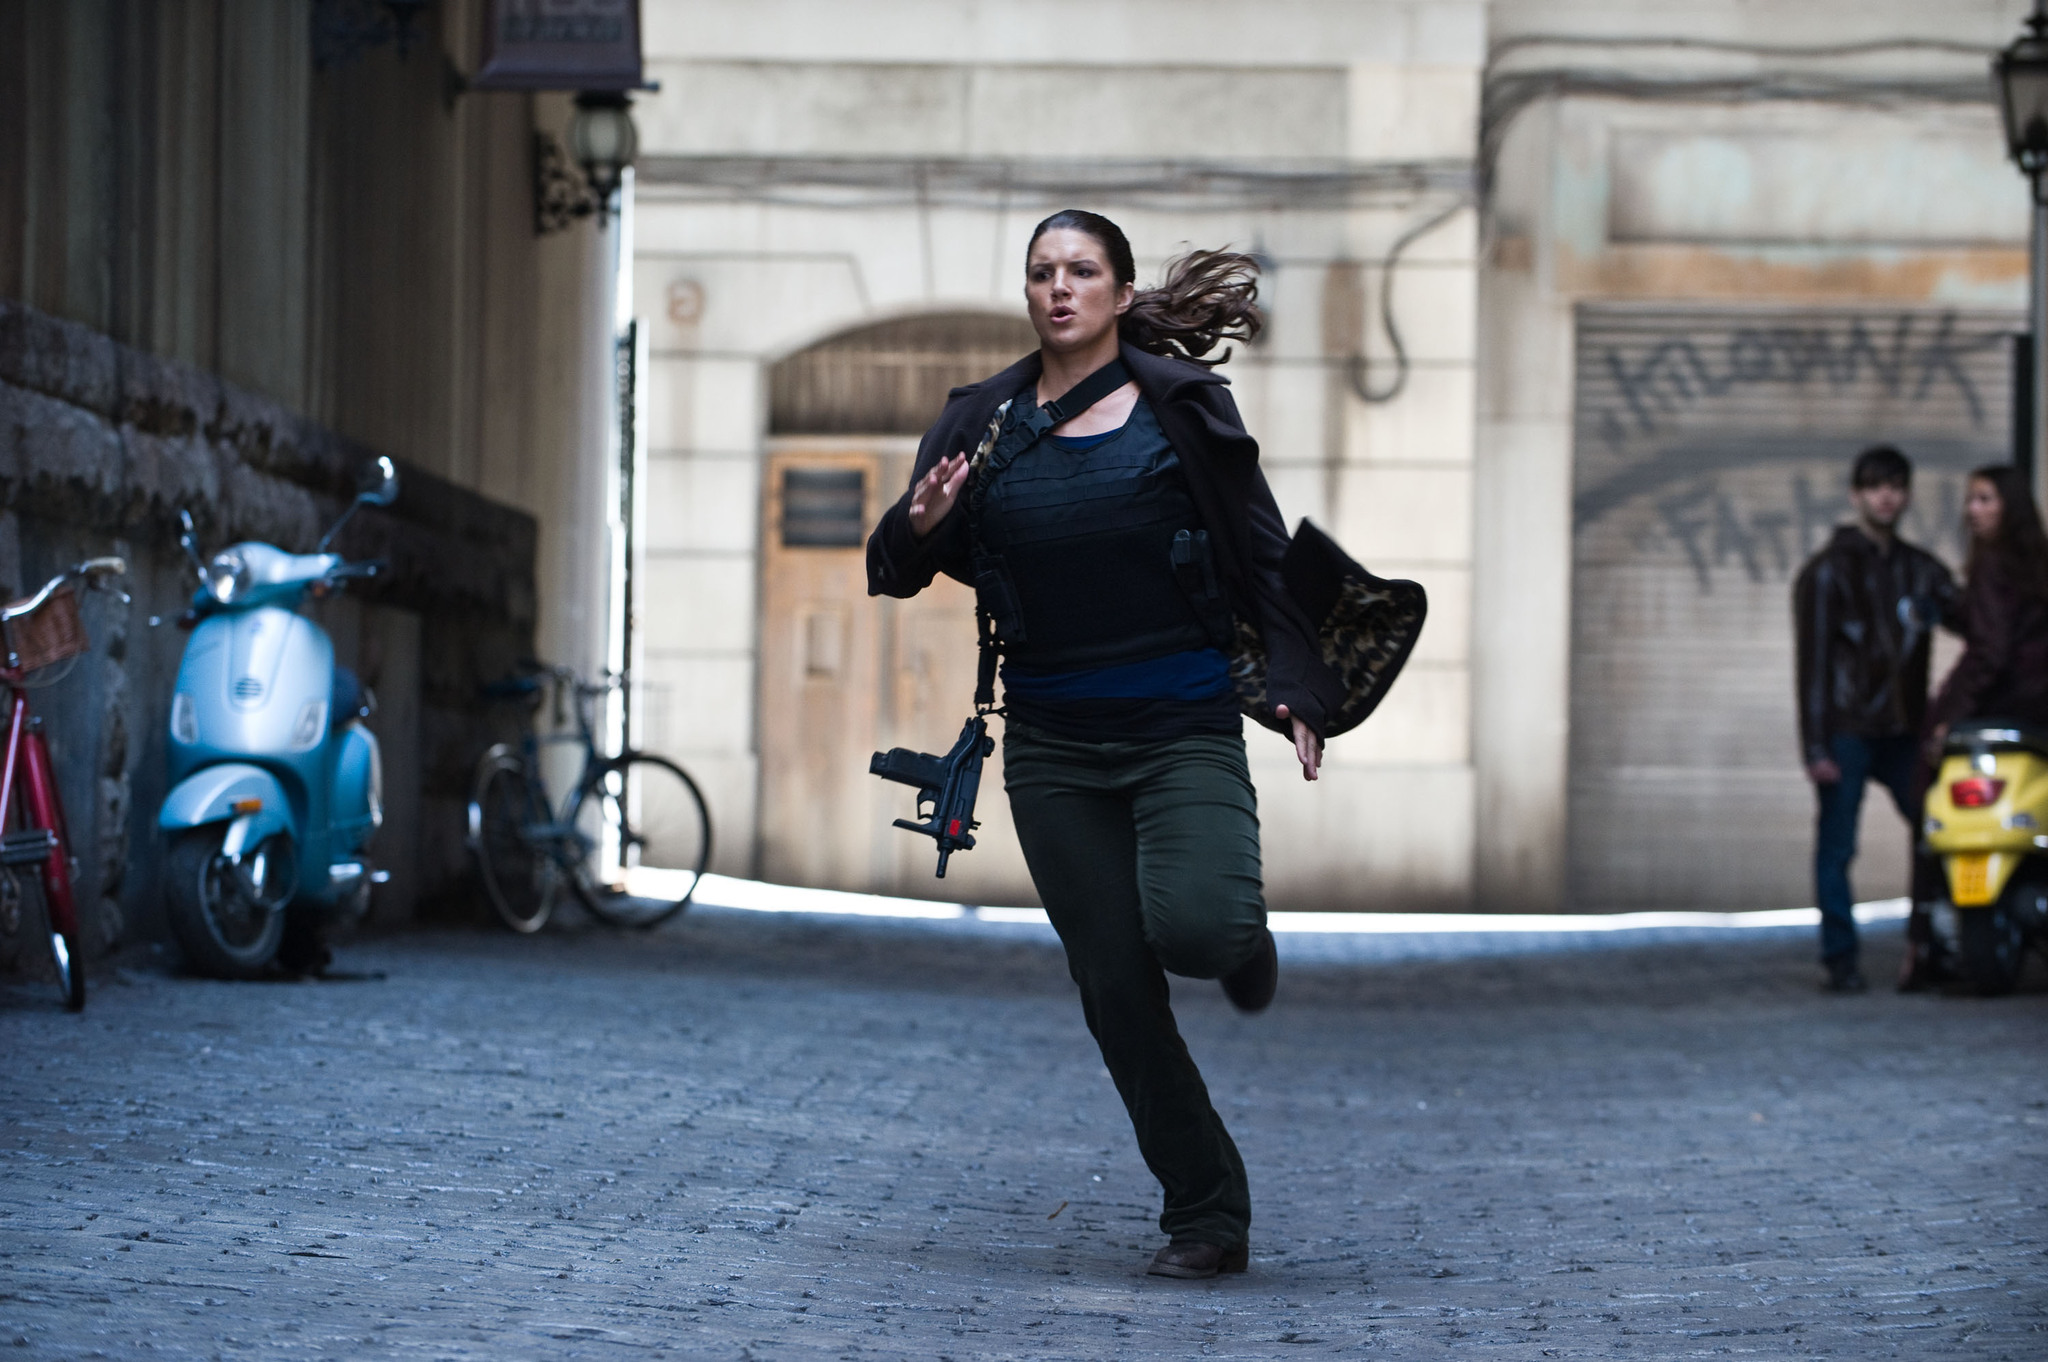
[1120,249,1263,367]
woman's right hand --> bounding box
[908,452,970,539]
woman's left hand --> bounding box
[1275,704,1322,781]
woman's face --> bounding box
[1965,476,2003,543]
[1025,228,1133,354]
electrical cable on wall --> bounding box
[1479,34,1998,193]
[1349,199,1472,405]
[1488,35,1995,65]
[635,156,1474,214]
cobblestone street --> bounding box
[2,907,2044,1360]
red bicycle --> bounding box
[0,557,126,1011]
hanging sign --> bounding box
[472,0,643,91]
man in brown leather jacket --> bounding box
[1792,446,1956,992]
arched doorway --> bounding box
[756,312,1039,903]
[768,312,1042,435]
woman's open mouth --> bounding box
[1048,307,1076,323]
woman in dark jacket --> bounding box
[1926,464,2048,746]
[867,210,1334,1280]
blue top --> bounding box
[1047,426,1123,453]
[1001,647,1232,702]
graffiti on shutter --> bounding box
[1568,304,2017,910]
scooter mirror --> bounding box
[177,509,205,578]
[319,458,401,552]
[358,456,400,508]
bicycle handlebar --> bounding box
[3,557,130,621]
[481,676,542,701]
[506,657,628,697]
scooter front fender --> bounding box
[159,764,294,849]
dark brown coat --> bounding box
[1792,526,1955,764]
[1929,555,2048,731]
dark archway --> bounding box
[768,312,1038,435]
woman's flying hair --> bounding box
[1966,463,2048,603]
[1028,209,1263,367]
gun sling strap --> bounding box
[968,356,1131,712]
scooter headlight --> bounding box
[205,550,249,605]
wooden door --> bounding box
[758,445,1038,905]
[758,448,885,889]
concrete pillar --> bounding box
[1471,101,1572,912]
[528,93,620,683]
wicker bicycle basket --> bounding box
[2,585,88,675]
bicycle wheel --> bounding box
[470,747,561,933]
[48,914,83,1012]
[569,753,710,929]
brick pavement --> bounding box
[1,908,2043,1359]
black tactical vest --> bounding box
[973,400,1220,673]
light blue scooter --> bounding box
[160,457,399,978]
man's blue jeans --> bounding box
[1813,732,1920,966]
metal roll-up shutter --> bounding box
[1569,303,2018,910]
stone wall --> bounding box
[630,0,1487,911]
[0,299,536,959]
[0,1,622,811]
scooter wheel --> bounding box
[1957,901,2028,997]
[164,827,292,979]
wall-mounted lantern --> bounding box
[1997,0,2048,176]
[532,91,640,234]
[462,1,649,236]
[1995,0,2048,502]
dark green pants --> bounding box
[1002,721,1266,1247]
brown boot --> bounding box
[1147,1239,1250,1279]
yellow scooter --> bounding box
[1922,719,2048,995]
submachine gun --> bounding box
[869,715,993,878]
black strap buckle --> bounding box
[1037,357,1129,429]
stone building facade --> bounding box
[624,0,2034,912]
[6,0,2031,928]
[629,0,1486,910]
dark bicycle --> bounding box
[467,661,710,933]
[0,557,128,1009]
